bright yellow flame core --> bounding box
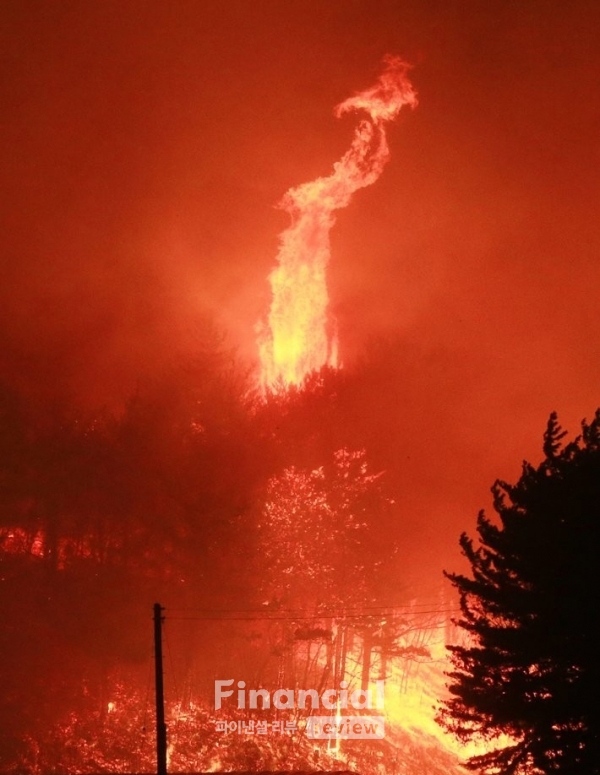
[259,57,417,389]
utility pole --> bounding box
[153,603,167,775]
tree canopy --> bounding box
[439,410,600,775]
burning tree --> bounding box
[256,448,430,700]
[439,411,600,775]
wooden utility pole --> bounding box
[153,603,167,775]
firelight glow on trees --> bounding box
[258,56,417,390]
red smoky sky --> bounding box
[1,1,599,560]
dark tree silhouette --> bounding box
[438,411,600,775]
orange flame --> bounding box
[258,57,417,390]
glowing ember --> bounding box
[258,56,417,390]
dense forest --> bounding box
[0,324,459,774]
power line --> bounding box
[167,600,456,615]
[167,608,459,622]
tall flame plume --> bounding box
[258,57,417,390]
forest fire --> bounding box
[0,436,469,774]
[258,57,417,390]
[0,55,473,775]
[3,2,598,773]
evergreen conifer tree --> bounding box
[438,411,600,775]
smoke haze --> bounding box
[1,0,599,573]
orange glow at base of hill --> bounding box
[381,626,492,764]
[258,57,417,390]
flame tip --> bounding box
[259,62,416,388]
